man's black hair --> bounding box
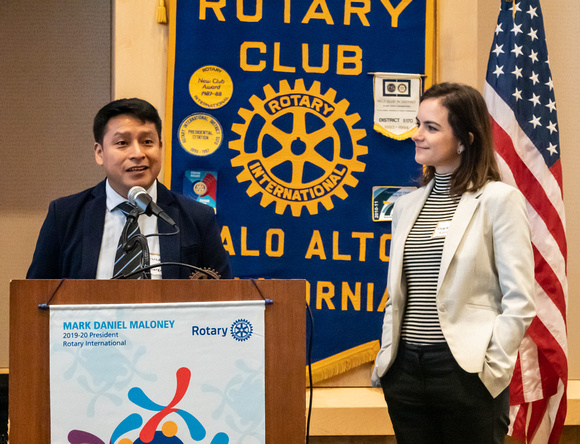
[93,98,162,145]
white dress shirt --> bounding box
[96,180,162,279]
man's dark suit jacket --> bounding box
[27,180,232,279]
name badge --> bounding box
[149,253,162,278]
[432,221,451,238]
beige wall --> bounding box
[113,0,169,183]
[0,0,111,369]
[113,1,168,114]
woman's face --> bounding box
[412,98,462,174]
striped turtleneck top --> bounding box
[400,173,461,344]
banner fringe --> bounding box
[374,123,416,141]
[157,0,167,24]
[307,341,380,385]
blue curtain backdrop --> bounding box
[166,0,430,379]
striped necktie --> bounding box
[113,201,145,279]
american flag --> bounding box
[483,0,568,442]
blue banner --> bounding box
[166,0,433,381]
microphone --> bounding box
[128,186,177,227]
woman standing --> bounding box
[372,82,536,443]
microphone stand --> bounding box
[120,208,151,279]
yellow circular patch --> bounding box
[193,181,208,196]
[178,113,223,156]
[162,420,178,437]
[189,65,233,109]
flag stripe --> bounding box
[527,320,567,386]
[549,383,567,444]
[495,154,568,304]
[528,397,549,441]
[484,87,566,216]
[498,156,568,318]
[489,111,567,259]
[549,159,563,191]
[518,335,542,401]
[509,403,529,441]
[532,247,566,330]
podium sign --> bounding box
[10,279,306,443]
[50,301,265,443]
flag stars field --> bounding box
[486,0,559,159]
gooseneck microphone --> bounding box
[128,186,177,227]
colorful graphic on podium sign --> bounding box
[49,302,265,443]
[165,0,434,382]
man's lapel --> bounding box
[80,182,106,278]
[157,183,182,278]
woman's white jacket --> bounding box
[372,179,536,398]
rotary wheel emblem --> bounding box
[231,319,253,342]
[230,79,367,216]
[188,268,221,280]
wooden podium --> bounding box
[10,279,306,443]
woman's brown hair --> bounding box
[419,82,501,194]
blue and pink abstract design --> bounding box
[67,367,229,444]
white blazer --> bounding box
[372,179,536,398]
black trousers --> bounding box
[380,341,510,444]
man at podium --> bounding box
[27,98,231,280]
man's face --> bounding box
[94,115,162,198]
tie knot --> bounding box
[116,201,138,216]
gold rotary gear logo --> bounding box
[230,79,367,216]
